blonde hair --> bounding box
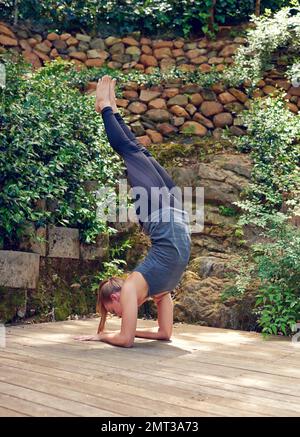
[96,277,124,333]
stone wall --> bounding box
[0,226,109,323]
[1,20,300,147]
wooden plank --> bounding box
[7,329,300,381]
[2,346,300,408]
[10,318,294,350]
[0,405,29,417]
[0,365,211,417]
[1,344,298,417]
[8,318,298,356]
[5,334,300,398]
[0,352,275,417]
[0,381,119,417]
[0,392,74,417]
[2,318,300,417]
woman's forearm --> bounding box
[135,329,170,340]
[100,332,134,348]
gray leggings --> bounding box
[101,106,182,223]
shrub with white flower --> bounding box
[224,5,300,88]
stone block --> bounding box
[0,250,40,289]
[48,226,80,259]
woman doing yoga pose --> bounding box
[75,76,191,347]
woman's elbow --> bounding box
[158,330,172,341]
[122,336,135,348]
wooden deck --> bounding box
[0,317,299,417]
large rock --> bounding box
[213,112,233,127]
[110,42,125,55]
[145,109,170,122]
[148,98,167,110]
[157,123,177,135]
[219,44,240,57]
[90,38,105,50]
[169,105,189,118]
[167,95,189,106]
[0,35,18,46]
[193,112,214,128]
[218,91,236,104]
[140,54,158,67]
[76,33,91,43]
[127,101,147,114]
[189,253,239,278]
[200,178,241,205]
[180,121,207,136]
[209,154,252,179]
[70,51,87,62]
[23,51,42,69]
[0,24,16,38]
[160,58,176,72]
[228,88,248,103]
[0,250,40,289]
[125,46,141,58]
[35,41,51,54]
[105,36,122,46]
[173,270,257,329]
[152,40,173,49]
[122,36,140,46]
[19,224,46,256]
[85,58,105,67]
[200,101,223,117]
[198,163,228,181]
[139,90,161,102]
[48,226,80,259]
[189,93,204,106]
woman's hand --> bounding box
[74,334,102,341]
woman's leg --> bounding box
[109,78,177,191]
[113,112,177,190]
[101,106,171,193]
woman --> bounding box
[75,75,191,347]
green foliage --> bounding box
[225,5,300,88]
[223,215,300,336]
[91,236,133,291]
[222,93,300,336]
[218,205,239,217]
[63,63,224,91]
[0,55,124,246]
[0,0,294,37]
[254,217,300,336]
[233,95,300,227]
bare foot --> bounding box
[109,78,119,114]
[95,75,111,113]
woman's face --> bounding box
[104,292,122,317]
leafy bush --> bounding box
[222,215,300,336]
[0,0,295,37]
[0,55,124,247]
[234,95,300,227]
[222,93,300,336]
[225,5,300,88]
[254,215,300,336]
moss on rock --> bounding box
[0,287,27,323]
